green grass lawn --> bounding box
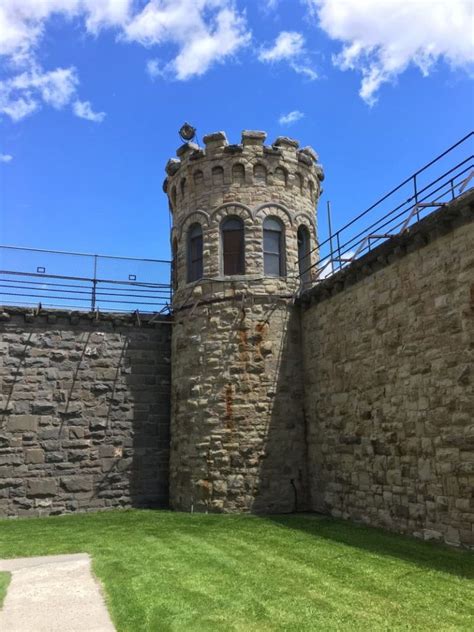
[0,511,472,631]
[0,571,10,608]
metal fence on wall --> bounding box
[300,131,474,282]
[0,246,172,313]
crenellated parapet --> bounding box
[165,130,323,306]
[164,130,323,218]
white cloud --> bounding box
[73,100,106,122]
[259,31,305,63]
[0,153,13,163]
[279,110,304,125]
[0,0,250,120]
[307,0,474,105]
[125,1,250,80]
[0,1,132,62]
[146,59,165,80]
[259,31,317,80]
[0,65,79,121]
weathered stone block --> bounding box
[7,415,37,432]
[27,479,57,497]
[25,448,45,464]
[60,477,93,493]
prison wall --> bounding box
[301,193,474,548]
[0,309,171,517]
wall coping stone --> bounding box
[300,188,474,308]
[0,306,171,328]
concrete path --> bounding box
[0,553,116,632]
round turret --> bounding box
[165,129,323,513]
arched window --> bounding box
[187,223,203,282]
[274,167,287,186]
[308,180,315,203]
[193,170,204,187]
[263,217,285,277]
[171,237,178,290]
[222,216,244,275]
[297,225,311,283]
[295,173,304,194]
[171,185,177,209]
[254,164,267,184]
[212,166,224,185]
[232,163,245,185]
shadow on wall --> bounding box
[246,304,308,514]
[92,326,171,510]
[262,514,474,579]
[0,316,171,516]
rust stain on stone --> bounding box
[225,382,234,430]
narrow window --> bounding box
[222,216,245,275]
[180,178,186,197]
[295,173,304,194]
[212,166,224,185]
[194,170,204,187]
[254,164,267,184]
[187,223,203,282]
[297,225,311,282]
[232,163,245,185]
[275,167,287,186]
[171,237,178,290]
[263,217,285,277]
[171,185,177,209]
[308,180,315,203]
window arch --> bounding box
[297,225,311,283]
[171,185,177,209]
[212,166,224,185]
[295,173,304,194]
[171,237,178,290]
[221,216,245,275]
[253,164,267,184]
[187,223,203,282]
[274,167,287,186]
[232,163,245,185]
[193,170,204,187]
[263,217,285,277]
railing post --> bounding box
[336,232,342,270]
[327,201,334,272]
[450,178,455,200]
[91,254,98,311]
[413,174,420,221]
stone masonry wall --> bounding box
[301,194,474,548]
[171,297,307,513]
[0,309,171,517]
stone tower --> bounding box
[164,129,324,513]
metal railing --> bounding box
[0,246,172,313]
[301,131,474,282]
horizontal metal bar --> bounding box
[0,244,171,264]
[0,269,170,289]
[0,291,167,308]
[0,299,165,314]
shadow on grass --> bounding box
[263,513,474,580]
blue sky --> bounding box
[1,0,473,266]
